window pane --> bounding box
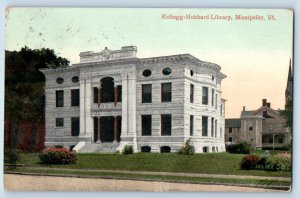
[161,83,172,102]
[56,90,64,107]
[161,114,172,136]
[190,84,194,103]
[202,116,208,136]
[142,115,152,136]
[190,115,194,136]
[211,118,214,137]
[56,118,64,127]
[142,84,152,103]
[93,87,99,103]
[202,87,208,105]
[117,85,122,102]
[71,89,80,106]
[71,117,80,136]
[212,89,214,106]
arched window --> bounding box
[141,146,151,153]
[100,77,115,103]
[160,146,171,153]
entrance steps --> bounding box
[78,142,120,153]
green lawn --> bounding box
[17,152,291,177]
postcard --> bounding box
[4,8,293,192]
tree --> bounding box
[5,46,69,151]
[281,99,293,130]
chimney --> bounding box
[243,106,245,111]
[267,102,271,108]
[262,99,267,107]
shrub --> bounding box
[265,152,291,171]
[240,155,260,170]
[39,147,77,164]
[122,145,133,155]
[4,149,21,169]
[178,139,195,155]
[226,142,250,154]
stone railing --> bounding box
[92,102,122,111]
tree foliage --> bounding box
[281,99,293,129]
[5,46,69,150]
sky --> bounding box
[5,8,293,118]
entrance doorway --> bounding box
[93,116,121,143]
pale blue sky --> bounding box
[5,8,293,117]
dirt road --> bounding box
[4,174,286,192]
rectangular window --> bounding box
[190,115,194,136]
[56,118,64,127]
[71,117,80,136]
[215,120,217,138]
[161,83,172,102]
[229,137,233,142]
[117,85,122,102]
[211,117,214,137]
[269,124,273,131]
[93,87,99,103]
[71,89,80,106]
[202,116,208,136]
[212,89,214,106]
[161,114,172,136]
[142,115,152,136]
[56,90,64,107]
[220,104,223,115]
[229,127,232,133]
[142,84,152,103]
[202,87,208,105]
[190,84,194,103]
[215,94,218,109]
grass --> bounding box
[5,167,291,188]
[17,152,291,177]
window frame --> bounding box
[141,115,152,136]
[190,84,194,103]
[202,87,208,105]
[190,115,194,136]
[202,116,208,136]
[56,90,64,107]
[71,89,80,107]
[71,117,80,136]
[142,84,152,103]
[161,82,172,102]
[161,114,172,136]
[56,118,64,127]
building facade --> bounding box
[225,99,291,149]
[40,46,227,153]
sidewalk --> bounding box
[18,166,291,181]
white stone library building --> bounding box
[40,46,227,153]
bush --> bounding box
[265,152,291,171]
[226,142,250,154]
[39,147,77,164]
[178,139,195,155]
[4,149,21,169]
[122,145,133,155]
[240,155,260,170]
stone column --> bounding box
[121,74,128,138]
[128,72,137,152]
[85,78,93,139]
[79,78,86,136]
[97,84,102,143]
[114,86,118,143]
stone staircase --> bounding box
[78,142,120,153]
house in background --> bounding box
[40,46,227,153]
[225,99,291,149]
